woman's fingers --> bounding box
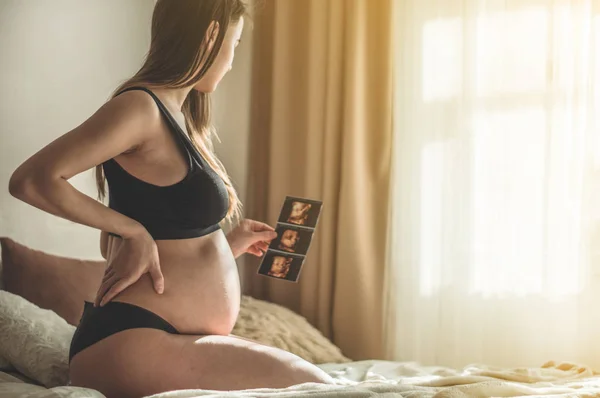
[257,230,278,241]
[247,246,263,257]
[102,267,115,281]
[251,242,268,253]
[148,263,165,294]
[250,220,275,232]
[100,279,132,307]
[95,274,119,307]
[257,241,269,252]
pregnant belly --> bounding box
[108,230,241,335]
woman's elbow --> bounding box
[8,167,54,204]
[8,170,34,200]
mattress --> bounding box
[2,359,600,397]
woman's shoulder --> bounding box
[96,88,164,135]
[107,89,161,119]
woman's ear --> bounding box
[205,21,220,51]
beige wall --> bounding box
[0,1,253,261]
[0,0,154,259]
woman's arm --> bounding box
[10,91,167,305]
[8,91,161,239]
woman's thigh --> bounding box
[168,334,335,391]
[70,329,335,397]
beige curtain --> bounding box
[243,0,393,360]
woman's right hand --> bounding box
[94,229,164,307]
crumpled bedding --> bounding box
[2,359,600,397]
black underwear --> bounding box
[69,301,179,362]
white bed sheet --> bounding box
[2,360,600,397]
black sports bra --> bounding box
[103,87,229,240]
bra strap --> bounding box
[116,86,202,170]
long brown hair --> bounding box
[96,0,247,224]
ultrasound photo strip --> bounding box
[258,196,323,282]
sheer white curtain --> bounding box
[385,0,600,369]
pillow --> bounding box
[0,259,15,372]
[0,353,13,372]
[0,237,105,326]
[233,295,350,364]
[0,290,74,387]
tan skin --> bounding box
[9,18,334,397]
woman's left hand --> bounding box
[226,219,278,258]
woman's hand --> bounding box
[227,219,278,258]
[94,229,164,307]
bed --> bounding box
[2,357,600,397]
[2,237,600,397]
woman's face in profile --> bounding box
[194,17,244,93]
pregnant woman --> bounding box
[8,1,334,396]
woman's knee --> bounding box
[289,365,335,385]
[240,342,335,385]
